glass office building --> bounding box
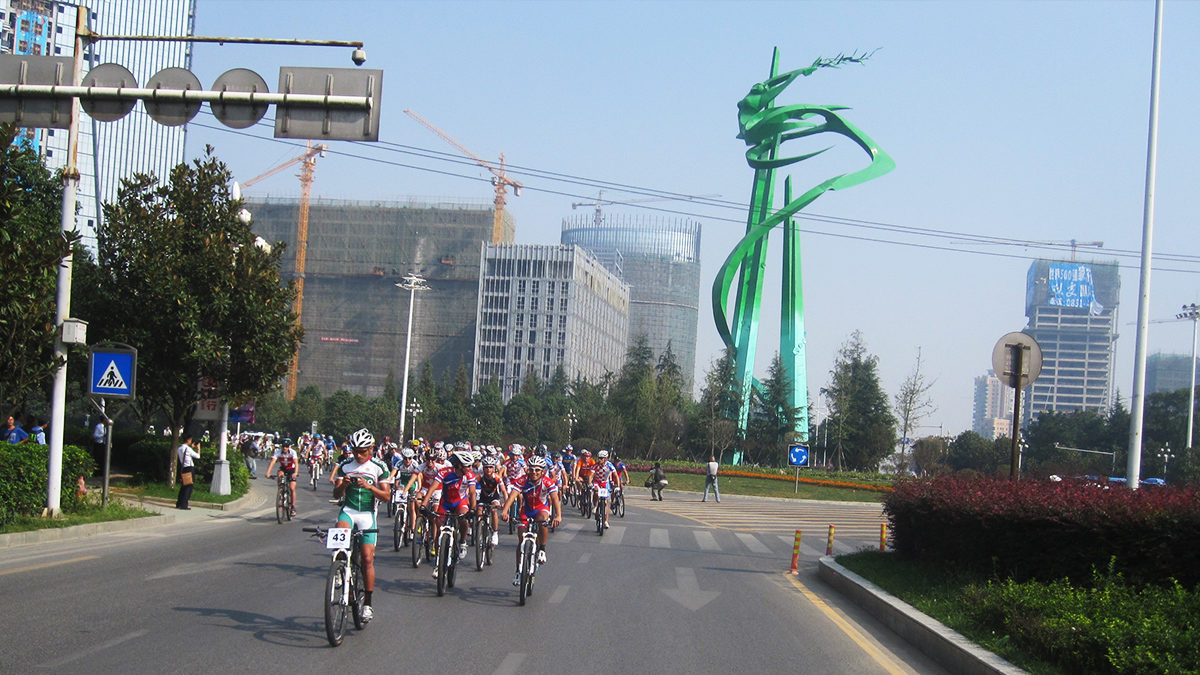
[561,214,701,391]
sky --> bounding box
[181,0,1200,436]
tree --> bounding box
[946,430,1004,475]
[470,375,504,443]
[821,331,896,471]
[609,334,656,448]
[694,348,741,463]
[747,352,799,465]
[911,435,949,476]
[79,148,300,481]
[0,124,77,415]
[893,347,936,474]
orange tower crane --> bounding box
[403,108,521,244]
[241,141,328,400]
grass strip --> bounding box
[0,500,154,534]
[647,471,884,503]
[115,482,244,504]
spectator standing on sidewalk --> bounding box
[176,435,200,510]
[240,434,260,479]
[649,462,667,501]
[3,415,29,444]
[91,419,106,462]
[702,455,721,503]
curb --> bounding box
[0,511,174,548]
[817,556,1026,675]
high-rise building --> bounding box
[1022,259,1120,424]
[973,370,1013,439]
[560,214,701,392]
[1146,353,1198,395]
[246,196,504,397]
[474,243,629,402]
[1,0,195,249]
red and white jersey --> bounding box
[503,456,526,483]
[510,473,558,510]
[433,469,477,504]
[591,461,617,488]
[273,448,298,471]
[419,459,451,489]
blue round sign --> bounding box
[788,443,809,467]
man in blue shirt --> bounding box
[3,416,29,444]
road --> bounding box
[0,479,947,674]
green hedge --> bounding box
[0,444,96,525]
[195,444,250,496]
[122,437,173,483]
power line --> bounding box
[187,116,1200,274]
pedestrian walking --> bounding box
[648,462,668,501]
[91,419,106,463]
[30,420,47,445]
[240,433,259,479]
[702,455,721,503]
[176,435,199,510]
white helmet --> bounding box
[350,428,374,449]
[510,446,524,457]
[401,448,416,459]
[527,455,547,469]
[435,448,447,461]
[598,449,609,459]
[450,449,474,467]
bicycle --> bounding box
[611,485,625,518]
[391,489,410,552]
[303,525,376,647]
[309,459,323,490]
[410,505,435,568]
[429,508,465,597]
[276,473,293,524]
[475,503,496,570]
[515,517,544,606]
[594,487,609,536]
[578,482,592,519]
[507,498,520,535]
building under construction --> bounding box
[246,196,513,398]
[561,214,702,391]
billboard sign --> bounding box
[1046,263,1102,314]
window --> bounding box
[531,281,539,294]
[547,315,554,328]
[528,347,536,360]
[516,297,524,311]
[548,282,555,295]
[517,280,526,294]
[531,297,539,311]
[561,282,569,295]
[544,348,551,362]
[514,330,522,343]
[557,349,565,361]
[559,298,568,312]
[530,315,537,328]
[558,332,566,347]
[516,314,524,327]
[529,331,536,344]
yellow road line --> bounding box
[0,555,99,576]
[783,572,910,675]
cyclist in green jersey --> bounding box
[332,428,392,623]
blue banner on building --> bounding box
[1047,263,1103,315]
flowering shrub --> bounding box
[884,476,1200,587]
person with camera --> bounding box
[331,429,392,623]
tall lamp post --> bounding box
[397,273,429,442]
[407,399,423,443]
[564,408,578,445]
[1157,443,1174,478]
[1177,303,1200,450]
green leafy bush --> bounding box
[0,444,96,524]
[884,476,1200,586]
[963,565,1200,674]
[121,437,172,483]
[194,444,250,497]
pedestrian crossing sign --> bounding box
[89,344,137,399]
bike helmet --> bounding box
[472,450,483,463]
[510,445,524,457]
[435,447,447,461]
[598,449,609,459]
[581,449,591,457]
[401,448,416,459]
[536,443,548,456]
[433,440,445,450]
[350,428,374,449]
[450,449,474,467]
[282,438,293,447]
[527,455,547,469]
[482,457,498,468]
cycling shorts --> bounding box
[522,504,551,521]
[439,496,469,515]
[336,506,378,546]
[280,468,296,482]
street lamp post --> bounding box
[407,399,423,443]
[396,273,429,443]
[1157,443,1174,478]
[565,408,578,445]
[1177,303,1200,450]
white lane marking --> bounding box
[549,585,570,604]
[694,530,720,551]
[649,528,670,548]
[555,525,578,543]
[735,532,771,554]
[578,552,591,564]
[42,629,148,668]
[493,652,526,675]
[603,525,626,544]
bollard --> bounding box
[789,529,802,574]
[826,524,835,556]
[880,523,888,551]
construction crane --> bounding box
[403,108,521,244]
[571,190,720,227]
[239,141,328,400]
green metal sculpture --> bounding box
[713,49,894,454]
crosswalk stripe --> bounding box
[604,525,626,544]
[735,532,770,554]
[649,528,670,548]
[694,530,720,551]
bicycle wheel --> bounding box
[518,539,534,606]
[596,498,605,535]
[616,492,625,518]
[435,531,451,597]
[447,535,458,589]
[393,509,404,552]
[350,555,367,630]
[324,557,348,647]
[410,515,423,568]
[285,489,293,521]
[508,502,517,535]
[475,517,486,571]
[276,486,285,524]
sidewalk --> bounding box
[0,476,267,549]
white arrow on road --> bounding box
[661,566,719,611]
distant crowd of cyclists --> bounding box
[254,427,631,624]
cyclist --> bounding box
[591,449,619,529]
[390,447,420,524]
[264,438,300,517]
[475,457,507,547]
[502,445,526,484]
[500,455,561,585]
[419,448,477,577]
[614,453,630,486]
[331,428,392,623]
[561,445,577,491]
[573,449,596,509]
